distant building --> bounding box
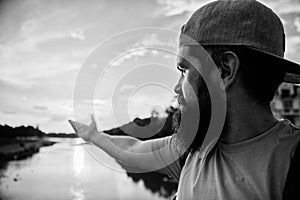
[272,83,300,127]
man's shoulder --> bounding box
[275,119,300,157]
[278,119,300,138]
[186,138,219,162]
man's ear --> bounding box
[220,51,240,89]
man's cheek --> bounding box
[183,83,198,104]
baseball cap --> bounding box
[179,0,300,84]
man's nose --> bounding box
[174,76,183,95]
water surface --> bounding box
[0,138,167,200]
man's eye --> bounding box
[177,65,187,76]
[180,69,186,76]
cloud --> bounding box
[80,99,111,107]
[1,110,18,115]
[156,0,300,17]
[49,114,68,122]
[156,0,207,16]
[120,84,136,92]
[158,0,300,18]
[25,63,80,80]
[274,3,300,14]
[286,36,300,54]
[0,99,73,132]
[286,36,300,63]
[295,17,300,32]
[0,0,92,85]
[0,78,35,90]
[132,33,177,48]
[0,0,162,132]
[125,93,173,119]
[70,28,85,40]
[33,105,48,111]
[111,48,148,66]
[20,19,39,35]
[110,33,178,67]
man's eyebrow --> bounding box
[177,57,192,69]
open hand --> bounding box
[68,115,98,142]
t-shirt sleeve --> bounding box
[151,136,183,182]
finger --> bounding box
[90,114,97,127]
[69,120,85,132]
[68,120,76,130]
[68,120,80,136]
[90,114,94,121]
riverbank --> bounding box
[0,138,56,162]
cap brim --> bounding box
[284,73,300,84]
[272,56,300,84]
[247,47,300,84]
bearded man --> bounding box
[69,0,300,199]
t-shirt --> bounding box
[153,119,300,200]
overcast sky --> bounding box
[1,0,300,133]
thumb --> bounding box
[68,120,84,132]
[90,114,97,128]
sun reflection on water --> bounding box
[73,142,84,177]
[72,140,86,200]
[70,182,86,200]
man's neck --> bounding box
[219,99,278,144]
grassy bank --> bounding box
[0,138,56,162]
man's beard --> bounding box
[172,81,212,154]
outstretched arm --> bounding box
[68,116,181,172]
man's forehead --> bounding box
[176,46,206,66]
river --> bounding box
[0,138,169,200]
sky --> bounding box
[0,0,300,133]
